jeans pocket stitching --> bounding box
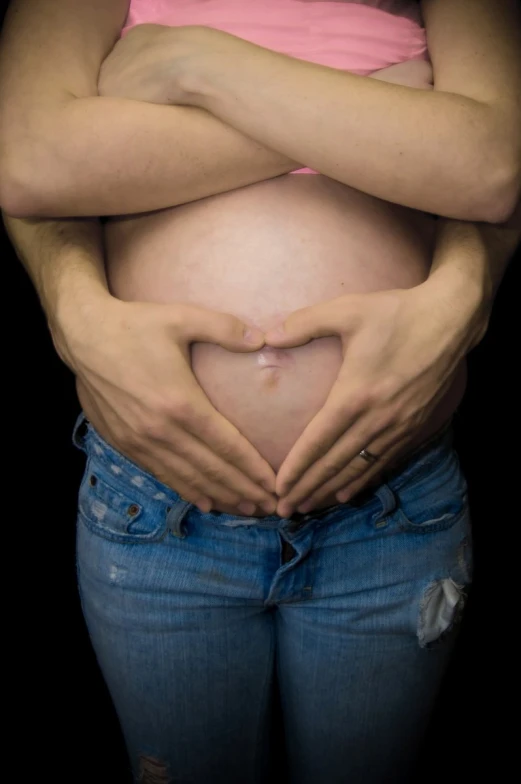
[78,460,167,543]
[84,424,177,503]
[395,503,468,534]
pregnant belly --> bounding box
[105,174,466,472]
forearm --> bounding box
[3,99,297,219]
[3,213,111,361]
[190,47,517,224]
[425,216,520,350]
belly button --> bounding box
[257,347,294,369]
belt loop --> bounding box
[373,483,398,528]
[166,500,192,539]
[72,412,89,453]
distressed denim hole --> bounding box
[89,475,97,487]
[418,578,466,648]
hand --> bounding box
[52,295,277,515]
[264,283,482,517]
[98,23,191,104]
[98,24,230,105]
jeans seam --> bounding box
[253,615,275,784]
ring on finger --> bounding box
[358,447,380,464]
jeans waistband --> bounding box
[72,412,455,532]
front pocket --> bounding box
[395,486,469,534]
[78,459,168,544]
[390,442,469,534]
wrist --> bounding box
[178,27,255,111]
[49,276,117,371]
[419,267,491,351]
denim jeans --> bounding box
[73,413,472,784]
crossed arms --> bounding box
[1,0,520,513]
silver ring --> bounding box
[359,448,379,464]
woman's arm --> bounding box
[0,0,297,218]
[175,0,521,223]
[270,58,521,511]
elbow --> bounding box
[0,150,24,217]
[447,161,520,225]
[0,185,38,220]
[487,164,521,225]
[474,155,521,225]
[472,126,521,224]
[442,122,521,224]
[453,170,521,226]
[0,143,65,219]
[1,151,42,219]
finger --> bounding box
[328,383,456,507]
[264,298,354,348]
[80,386,268,513]
[83,366,277,502]
[176,304,265,351]
[129,439,249,510]
[289,429,408,514]
[336,436,413,504]
[149,423,277,512]
[179,381,277,495]
[79,390,216,511]
[274,381,361,497]
[275,411,393,516]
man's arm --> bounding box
[429,219,520,337]
[267,59,521,511]
[175,0,521,223]
[267,57,521,512]
[0,0,297,218]
[2,215,110,361]
[265,209,520,515]
[4,208,279,513]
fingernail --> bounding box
[266,326,285,341]
[244,328,264,344]
[238,501,256,515]
[336,490,350,503]
[278,501,294,518]
[261,499,277,514]
[297,500,313,514]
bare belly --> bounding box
[105,174,466,474]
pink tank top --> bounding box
[121,0,428,173]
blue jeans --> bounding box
[73,413,472,784]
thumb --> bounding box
[174,304,265,352]
[264,299,351,348]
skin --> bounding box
[1,0,519,516]
[96,13,521,515]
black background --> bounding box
[3,4,519,781]
[6,219,519,784]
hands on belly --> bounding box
[95,26,470,517]
[68,299,278,515]
[264,285,472,517]
[70,283,469,520]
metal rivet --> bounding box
[128,504,139,516]
[89,475,97,487]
